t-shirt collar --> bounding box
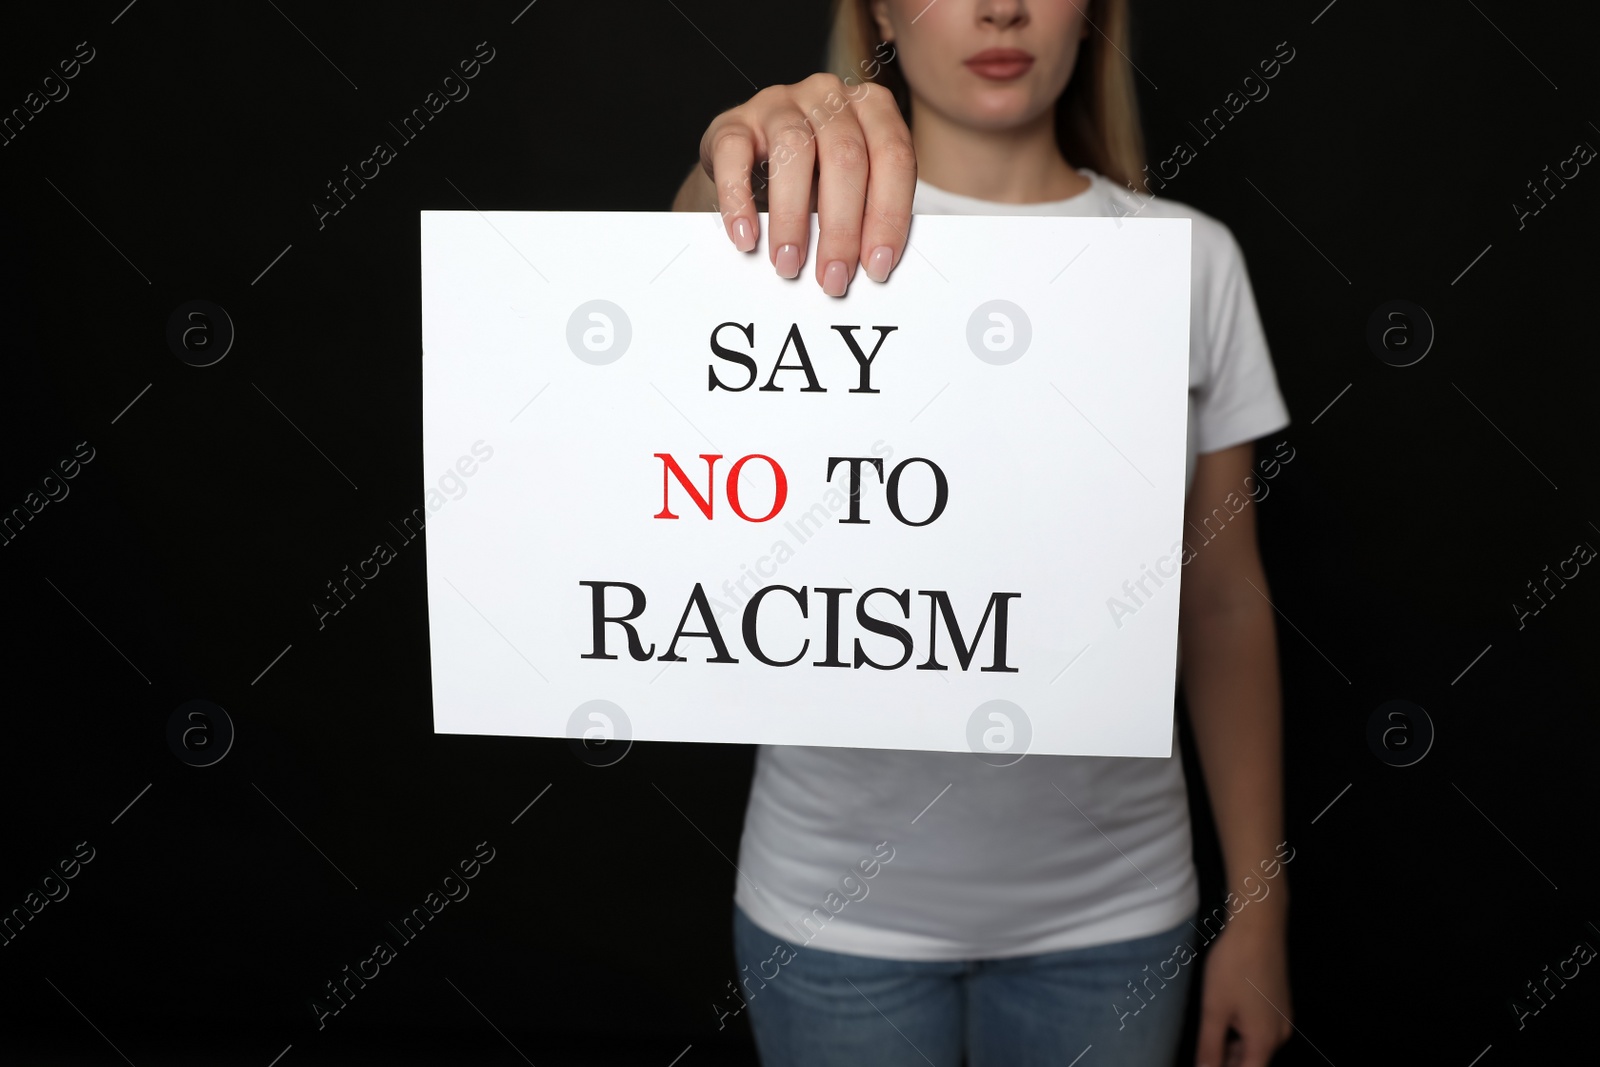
[913,169,1107,215]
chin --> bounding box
[960,96,1046,130]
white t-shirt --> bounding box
[732,170,1291,961]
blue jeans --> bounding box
[732,902,1198,1067]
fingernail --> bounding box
[775,244,801,279]
[732,216,756,252]
[823,260,849,297]
[863,245,895,283]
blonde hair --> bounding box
[825,0,1148,192]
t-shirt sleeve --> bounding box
[1191,222,1291,453]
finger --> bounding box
[806,77,870,296]
[849,81,916,282]
[1194,1008,1230,1067]
[704,119,759,252]
[760,109,818,280]
[1232,1011,1287,1067]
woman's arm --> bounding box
[1177,441,1293,1067]
[671,163,716,212]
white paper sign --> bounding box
[420,210,1190,758]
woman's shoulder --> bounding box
[1090,172,1244,264]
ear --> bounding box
[869,0,895,43]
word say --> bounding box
[709,321,896,393]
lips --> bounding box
[964,48,1034,80]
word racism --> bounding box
[1,841,95,948]
[2,440,96,547]
[1513,138,1595,230]
[310,841,495,1028]
[1113,841,1295,1030]
[1512,536,1595,630]
[716,841,896,1030]
[313,41,496,229]
[584,319,1022,673]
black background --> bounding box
[2,1,1596,1064]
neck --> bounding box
[909,96,1089,203]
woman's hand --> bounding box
[697,73,917,295]
[1194,905,1293,1067]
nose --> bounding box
[977,0,1029,30]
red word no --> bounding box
[653,453,788,522]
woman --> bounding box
[671,2,1293,1065]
